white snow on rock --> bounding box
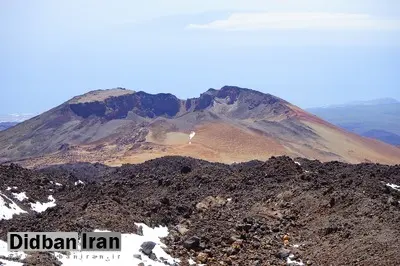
[287,254,305,265]
[0,239,27,265]
[30,195,56,213]
[55,223,180,266]
[0,259,24,266]
[6,187,11,191]
[12,192,28,202]
[55,182,63,186]
[0,193,27,220]
[294,161,301,166]
[386,183,400,192]
[74,180,85,186]
[188,258,205,266]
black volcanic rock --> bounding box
[194,93,214,111]
[103,93,137,119]
[70,101,107,118]
[217,86,285,109]
[36,85,288,122]
[216,85,242,104]
[140,241,156,255]
[69,91,181,120]
[134,92,180,118]
[0,156,400,265]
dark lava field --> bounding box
[0,156,399,266]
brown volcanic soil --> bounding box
[0,156,399,265]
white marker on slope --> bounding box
[189,131,196,144]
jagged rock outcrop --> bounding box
[69,91,181,120]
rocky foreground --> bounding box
[0,156,399,265]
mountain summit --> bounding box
[66,86,290,120]
[1,86,399,167]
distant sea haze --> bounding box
[0,114,36,123]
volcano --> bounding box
[0,86,399,167]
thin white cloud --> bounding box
[186,12,400,31]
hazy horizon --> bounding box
[1,0,400,113]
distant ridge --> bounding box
[307,98,400,146]
[314,98,399,108]
[0,86,399,167]
[0,122,18,131]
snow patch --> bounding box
[74,180,85,186]
[12,192,28,202]
[55,223,180,266]
[386,183,400,192]
[6,187,11,191]
[0,259,24,266]
[287,254,305,265]
[0,239,27,265]
[0,193,27,220]
[294,161,301,166]
[30,195,56,213]
[55,182,62,186]
[188,258,204,266]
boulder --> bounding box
[184,236,200,250]
[140,241,156,255]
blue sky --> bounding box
[1,0,400,114]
